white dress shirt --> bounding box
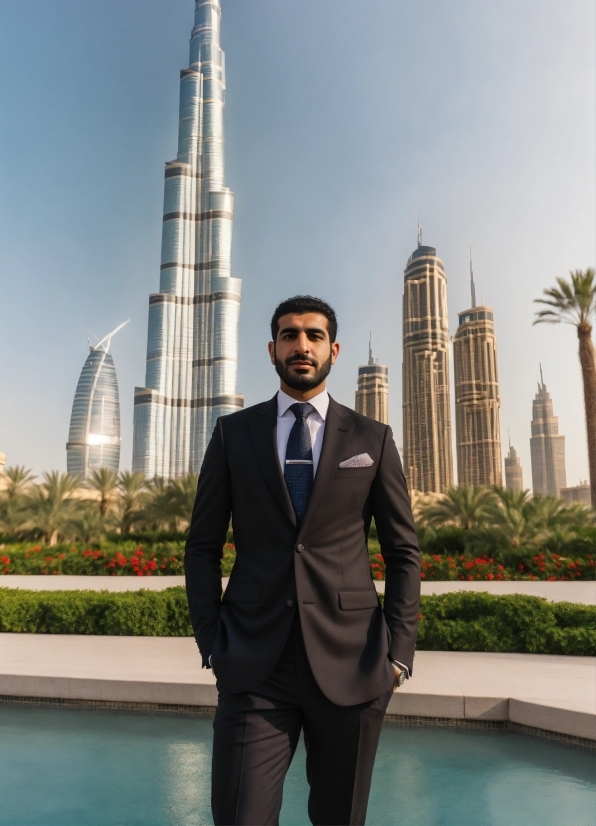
[276,388,329,475]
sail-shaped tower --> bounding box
[66,322,128,478]
[133,0,242,478]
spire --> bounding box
[417,211,422,248]
[469,246,476,309]
[539,363,544,388]
[93,319,129,354]
[368,332,374,365]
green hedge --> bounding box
[0,588,594,656]
[0,587,192,636]
[414,592,596,656]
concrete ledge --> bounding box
[0,674,218,707]
[0,636,593,740]
[510,698,596,741]
[1,577,594,604]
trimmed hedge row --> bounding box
[0,588,594,656]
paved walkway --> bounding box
[1,576,594,604]
[0,634,593,740]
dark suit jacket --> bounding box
[184,394,421,706]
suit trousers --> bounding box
[211,614,392,826]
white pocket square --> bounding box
[339,453,374,468]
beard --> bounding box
[274,351,333,391]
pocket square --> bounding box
[339,453,374,468]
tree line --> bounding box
[0,465,593,553]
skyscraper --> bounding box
[402,224,453,493]
[504,442,524,492]
[355,337,388,424]
[133,0,242,479]
[66,322,128,478]
[453,254,502,487]
[530,369,567,497]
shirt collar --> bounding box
[277,388,329,421]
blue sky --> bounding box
[0,0,594,486]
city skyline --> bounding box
[0,0,593,485]
[133,0,242,478]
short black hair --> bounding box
[270,295,338,342]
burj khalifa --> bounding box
[133,0,242,478]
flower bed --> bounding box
[369,551,595,581]
[1,543,593,581]
[0,588,593,656]
[0,543,236,577]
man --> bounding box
[185,295,420,826]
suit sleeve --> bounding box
[184,417,231,667]
[370,425,421,673]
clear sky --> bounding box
[0,0,594,487]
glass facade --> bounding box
[133,0,243,479]
[66,345,121,478]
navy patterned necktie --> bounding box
[284,402,315,525]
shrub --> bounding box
[414,592,596,656]
[0,587,193,636]
[0,589,594,655]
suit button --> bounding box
[286,599,295,608]
[295,544,305,553]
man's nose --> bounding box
[293,332,311,353]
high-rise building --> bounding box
[504,442,524,492]
[66,322,128,478]
[530,369,566,497]
[355,337,388,424]
[402,223,453,493]
[453,254,502,487]
[560,482,591,506]
[133,0,242,478]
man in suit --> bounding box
[185,295,420,826]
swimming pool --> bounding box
[0,706,594,825]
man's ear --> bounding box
[267,341,276,364]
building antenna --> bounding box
[470,246,476,308]
[508,426,511,450]
[417,211,422,248]
[368,332,373,365]
[539,363,544,388]
[93,319,130,354]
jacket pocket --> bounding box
[224,582,262,603]
[338,589,379,610]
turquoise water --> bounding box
[0,706,594,826]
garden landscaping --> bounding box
[0,540,593,581]
[0,587,593,656]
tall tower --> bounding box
[530,369,567,497]
[133,0,242,478]
[67,322,128,478]
[453,253,503,487]
[402,223,453,493]
[504,441,524,492]
[355,336,388,424]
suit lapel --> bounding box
[301,397,354,532]
[248,395,297,528]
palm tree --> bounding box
[23,471,81,545]
[86,468,119,516]
[490,488,548,548]
[534,268,596,508]
[62,501,107,544]
[1,465,36,499]
[419,486,496,531]
[112,471,148,534]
